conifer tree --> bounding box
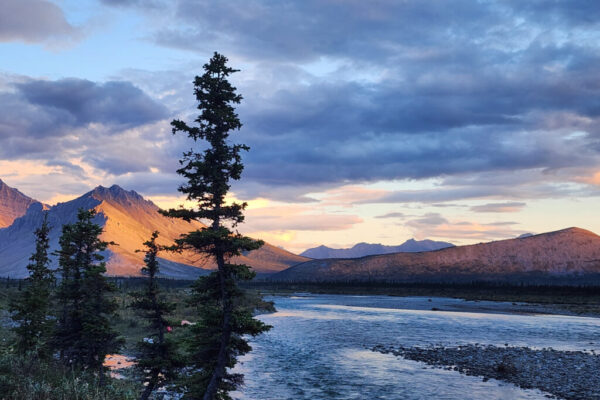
[162,52,271,400]
[10,212,55,358]
[131,231,181,400]
[53,209,122,375]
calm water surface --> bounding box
[232,294,600,399]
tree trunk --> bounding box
[203,250,233,400]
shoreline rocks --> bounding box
[372,344,600,400]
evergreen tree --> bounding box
[53,209,122,375]
[131,231,181,400]
[10,212,55,358]
[162,52,271,400]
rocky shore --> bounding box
[372,344,600,400]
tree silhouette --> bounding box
[53,209,122,377]
[131,231,181,399]
[10,212,55,358]
[162,52,270,400]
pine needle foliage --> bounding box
[162,52,271,400]
[130,231,182,400]
[53,209,122,374]
[10,212,55,358]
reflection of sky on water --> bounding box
[232,295,600,399]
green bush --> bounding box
[0,353,140,400]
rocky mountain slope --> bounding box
[0,179,42,228]
[301,239,454,259]
[274,228,600,282]
[0,185,308,278]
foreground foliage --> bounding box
[0,352,139,400]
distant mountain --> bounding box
[518,233,534,238]
[0,179,42,228]
[273,228,600,283]
[0,184,308,279]
[300,239,454,259]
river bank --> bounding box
[373,344,600,400]
[245,282,600,317]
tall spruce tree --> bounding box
[162,52,270,400]
[131,231,181,400]
[10,212,55,358]
[53,209,122,375]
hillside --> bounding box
[0,179,42,228]
[0,185,308,278]
[274,228,600,282]
[301,239,454,258]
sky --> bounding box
[1,0,599,254]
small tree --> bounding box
[162,52,271,400]
[131,231,181,400]
[53,209,122,376]
[10,212,55,358]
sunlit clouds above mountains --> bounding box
[1,0,600,253]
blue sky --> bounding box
[1,0,600,253]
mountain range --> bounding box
[300,239,454,259]
[0,182,307,279]
[2,180,600,284]
[273,227,600,283]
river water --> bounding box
[231,294,600,399]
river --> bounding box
[231,294,600,399]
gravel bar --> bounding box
[372,344,600,400]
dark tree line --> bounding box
[130,231,182,400]
[10,210,123,375]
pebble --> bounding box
[372,343,600,400]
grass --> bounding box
[0,352,140,400]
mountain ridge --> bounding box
[273,227,600,283]
[0,179,43,228]
[300,239,454,258]
[0,184,308,278]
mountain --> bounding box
[273,228,600,283]
[300,239,454,258]
[0,185,308,279]
[0,179,42,228]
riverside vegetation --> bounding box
[0,272,274,399]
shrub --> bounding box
[0,352,139,400]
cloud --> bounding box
[470,202,526,213]
[4,0,600,212]
[0,0,80,45]
[406,213,449,228]
[0,76,170,175]
[243,205,363,232]
[356,169,600,205]
[375,212,405,219]
[404,212,526,241]
[122,0,600,198]
[16,78,168,128]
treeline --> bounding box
[1,277,194,291]
[243,280,600,303]
[0,210,180,399]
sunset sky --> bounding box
[1,0,599,254]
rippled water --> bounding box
[232,294,600,399]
